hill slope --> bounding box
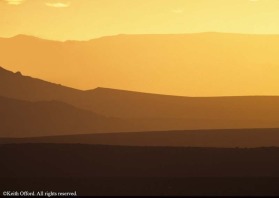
[3,66,279,130]
[0,96,139,137]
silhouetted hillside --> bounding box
[2,128,279,148]
[0,96,143,137]
[1,144,279,177]
[0,66,83,102]
[1,178,278,196]
[3,66,279,131]
[1,144,279,196]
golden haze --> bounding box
[1,0,279,96]
[1,0,279,40]
[1,33,279,96]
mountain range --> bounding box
[1,33,279,196]
[1,33,279,96]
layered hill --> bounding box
[2,66,279,131]
[0,96,143,137]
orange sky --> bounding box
[1,0,279,41]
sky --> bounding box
[1,0,279,41]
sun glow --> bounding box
[1,0,279,41]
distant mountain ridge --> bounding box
[1,32,279,96]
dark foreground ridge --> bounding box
[0,144,279,196]
[2,128,279,148]
[1,178,279,196]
